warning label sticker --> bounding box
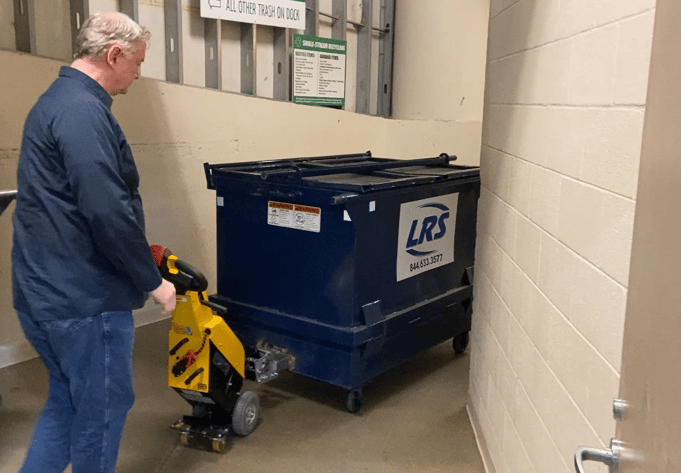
[268,201,321,233]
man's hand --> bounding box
[151,279,176,313]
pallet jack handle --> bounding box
[150,245,207,293]
[150,245,228,314]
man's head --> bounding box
[72,12,151,96]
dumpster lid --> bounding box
[205,152,479,193]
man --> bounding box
[12,12,176,473]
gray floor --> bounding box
[0,320,485,473]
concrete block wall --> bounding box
[469,1,655,472]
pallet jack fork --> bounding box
[151,245,289,453]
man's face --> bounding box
[111,40,146,96]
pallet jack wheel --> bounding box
[212,437,227,453]
[179,430,226,452]
[346,388,363,413]
[453,331,470,354]
[232,391,259,436]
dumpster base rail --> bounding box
[210,287,472,412]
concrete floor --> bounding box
[0,320,485,473]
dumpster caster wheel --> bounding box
[232,391,259,436]
[346,388,363,413]
[453,332,469,354]
[179,431,190,446]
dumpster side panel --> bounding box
[350,180,479,321]
[215,189,356,327]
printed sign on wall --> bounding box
[293,34,347,107]
[396,193,459,281]
[200,0,306,29]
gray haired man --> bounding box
[12,11,175,473]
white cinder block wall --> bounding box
[469,1,656,472]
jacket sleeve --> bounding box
[53,103,162,293]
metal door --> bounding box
[574,0,681,471]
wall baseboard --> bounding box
[0,304,170,369]
[132,303,171,327]
[466,399,497,473]
[0,339,38,369]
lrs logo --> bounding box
[406,203,450,256]
[396,193,458,282]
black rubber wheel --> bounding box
[232,391,259,436]
[346,388,363,413]
[453,332,470,354]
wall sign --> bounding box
[293,34,347,107]
[200,0,306,29]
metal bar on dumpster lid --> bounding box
[256,154,455,182]
[204,152,374,189]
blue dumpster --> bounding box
[204,152,480,411]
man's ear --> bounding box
[106,45,123,66]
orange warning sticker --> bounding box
[268,201,321,233]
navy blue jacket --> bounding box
[12,67,162,321]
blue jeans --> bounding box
[16,311,136,473]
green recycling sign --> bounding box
[293,34,347,107]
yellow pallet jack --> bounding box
[151,245,282,453]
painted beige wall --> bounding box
[469,0,656,472]
[0,21,486,365]
[393,0,490,123]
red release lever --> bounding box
[150,244,170,267]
